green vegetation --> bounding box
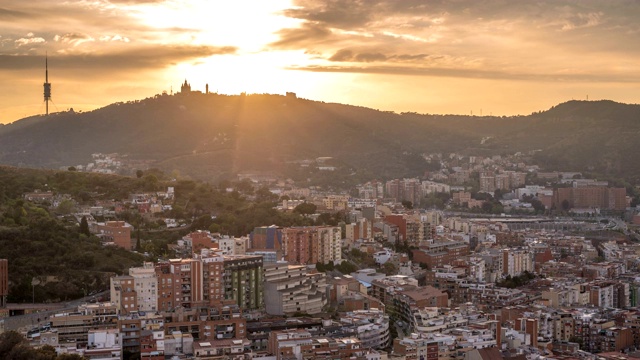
[0,165,331,302]
[496,271,536,289]
[0,197,143,302]
[0,331,86,359]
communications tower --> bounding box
[43,55,52,115]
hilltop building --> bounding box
[180,79,191,93]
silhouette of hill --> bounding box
[0,94,638,183]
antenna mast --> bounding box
[43,54,52,115]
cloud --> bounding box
[54,33,95,46]
[561,12,603,31]
[288,64,640,83]
[15,37,45,47]
[282,0,374,29]
[270,23,333,49]
[272,0,640,83]
[0,7,32,20]
[0,44,237,71]
[99,35,130,42]
[328,49,353,61]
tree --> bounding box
[0,331,26,359]
[401,200,413,209]
[382,262,398,275]
[561,199,570,211]
[293,203,317,216]
[142,174,159,191]
[135,170,144,178]
[79,216,90,237]
[255,186,278,203]
[56,199,75,215]
[530,199,545,213]
[135,231,141,252]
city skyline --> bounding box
[1,0,640,123]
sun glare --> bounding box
[131,0,299,50]
[171,50,339,98]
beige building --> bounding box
[110,275,137,314]
[263,263,327,315]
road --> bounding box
[1,290,110,333]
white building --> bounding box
[129,262,158,312]
[85,329,121,360]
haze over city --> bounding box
[1,0,640,123]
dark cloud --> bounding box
[270,23,332,49]
[283,0,373,28]
[0,7,32,20]
[328,49,429,63]
[0,45,237,71]
[289,64,640,83]
[353,52,387,62]
[394,54,429,61]
[328,49,353,61]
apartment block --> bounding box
[249,225,283,251]
[129,262,158,313]
[94,221,133,250]
[412,241,469,270]
[263,263,327,315]
[110,275,137,314]
[282,226,342,265]
[553,187,627,211]
[502,248,534,277]
[222,255,264,310]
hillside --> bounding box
[0,94,639,183]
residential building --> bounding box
[345,219,373,241]
[249,225,283,251]
[553,187,627,211]
[130,262,158,313]
[282,226,341,265]
[110,275,137,314]
[502,248,534,277]
[412,241,470,270]
[94,221,133,250]
[222,255,263,310]
[263,262,327,315]
[85,329,121,360]
[338,309,390,349]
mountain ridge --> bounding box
[0,94,639,184]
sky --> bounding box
[1,0,640,123]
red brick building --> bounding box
[95,221,133,250]
[553,187,626,211]
[412,241,469,270]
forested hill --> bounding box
[0,93,639,183]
